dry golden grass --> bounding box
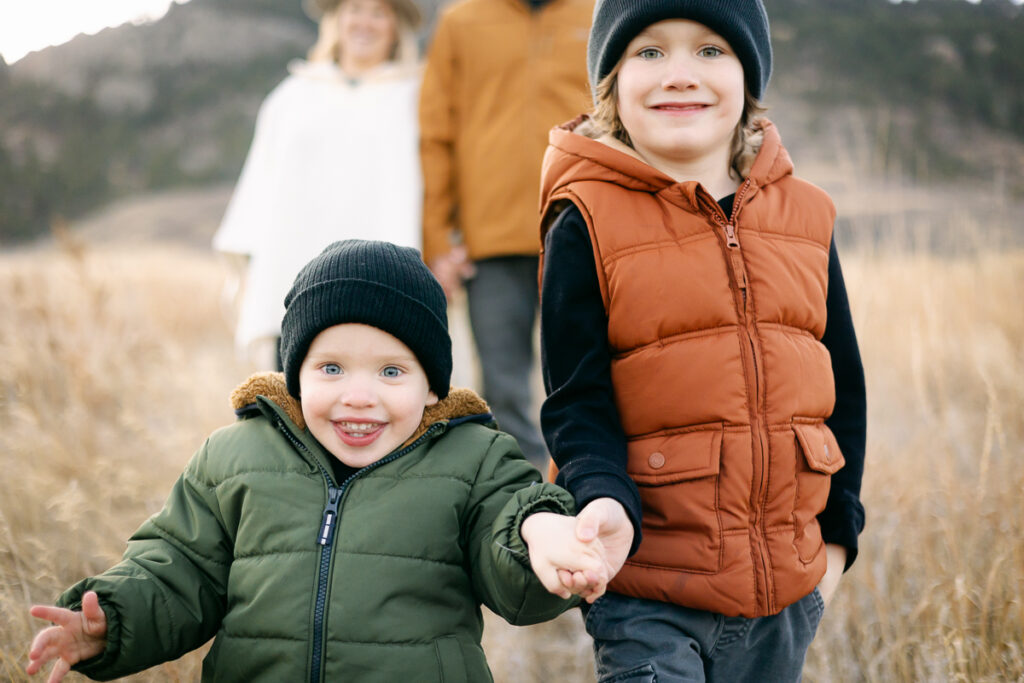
[1,233,1021,681]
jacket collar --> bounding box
[541,115,794,209]
[229,372,492,444]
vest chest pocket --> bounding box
[626,427,724,573]
[792,421,846,563]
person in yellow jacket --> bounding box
[419,0,594,470]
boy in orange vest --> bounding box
[536,1,867,680]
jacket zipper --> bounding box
[706,181,775,614]
[278,421,444,683]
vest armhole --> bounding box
[540,198,572,241]
[540,190,612,312]
[573,194,612,312]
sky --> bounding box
[0,0,192,64]
[2,0,1022,65]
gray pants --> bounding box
[582,590,826,682]
[465,256,547,469]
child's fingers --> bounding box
[583,584,607,604]
[575,564,603,586]
[29,627,62,661]
[533,564,572,599]
[26,632,63,677]
[80,591,106,635]
[556,568,608,599]
[29,605,74,626]
[46,657,71,683]
[25,655,44,676]
[568,570,591,592]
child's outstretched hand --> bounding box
[27,590,107,683]
[521,512,609,603]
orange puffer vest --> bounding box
[539,118,846,618]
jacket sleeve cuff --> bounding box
[56,582,124,681]
[487,482,581,624]
[502,483,577,568]
[818,493,865,571]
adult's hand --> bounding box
[429,246,475,301]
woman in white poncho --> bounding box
[213,0,423,368]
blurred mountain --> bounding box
[0,0,1021,245]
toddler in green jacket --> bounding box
[27,239,612,682]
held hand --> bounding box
[521,512,609,603]
[27,590,108,683]
[816,543,847,607]
[565,498,634,602]
[429,246,475,300]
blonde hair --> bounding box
[590,62,768,179]
[307,0,418,68]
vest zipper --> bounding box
[706,181,775,614]
[279,421,444,683]
[729,181,775,613]
[724,224,746,305]
[724,181,750,303]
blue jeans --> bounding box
[464,256,547,469]
[582,590,825,682]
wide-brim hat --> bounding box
[303,0,422,30]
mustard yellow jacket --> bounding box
[419,0,593,264]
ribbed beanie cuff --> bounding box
[280,240,452,400]
[588,0,772,100]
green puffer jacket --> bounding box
[58,373,577,682]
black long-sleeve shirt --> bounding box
[540,198,866,568]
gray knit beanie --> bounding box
[280,239,452,400]
[587,0,772,100]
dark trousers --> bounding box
[464,256,547,469]
[582,590,826,682]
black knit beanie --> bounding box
[588,0,772,100]
[280,239,452,400]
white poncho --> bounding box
[214,59,423,353]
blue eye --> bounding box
[381,366,403,378]
[322,363,342,375]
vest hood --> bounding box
[539,116,795,230]
[230,372,491,444]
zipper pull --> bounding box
[725,223,740,249]
[729,251,748,305]
[317,486,343,546]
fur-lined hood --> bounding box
[229,372,492,445]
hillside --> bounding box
[0,0,1021,246]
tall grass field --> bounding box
[1,230,1021,681]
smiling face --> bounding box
[615,19,746,180]
[299,323,438,469]
[336,0,398,73]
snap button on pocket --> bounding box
[648,452,666,469]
